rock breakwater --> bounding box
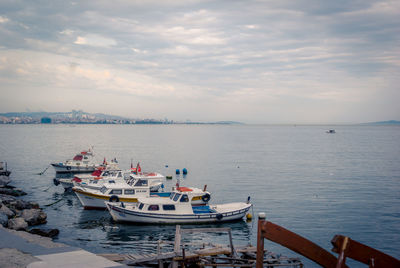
[0,175,58,237]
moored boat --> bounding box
[105,190,252,224]
[56,159,122,189]
[73,180,209,210]
[51,149,100,173]
[0,161,11,177]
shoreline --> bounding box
[0,174,124,267]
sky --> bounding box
[0,0,399,124]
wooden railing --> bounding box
[256,213,400,268]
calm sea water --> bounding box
[0,124,399,267]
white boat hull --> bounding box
[51,163,96,173]
[74,189,111,209]
[73,188,170,210]
[106,202,252,224]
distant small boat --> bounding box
[326,129,336,134]
[0,161,11,176]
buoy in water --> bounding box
[246,213,252,221]
[182,168,187,175]
[176,169,180,175]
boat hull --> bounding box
[73,188,170,210]
[106,203,252,224]
[51,163,96,174]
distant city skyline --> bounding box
[0,1,399,124]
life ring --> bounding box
[201,193,211,203]
[109,195,120,202]
[66,166,71,171]
[216,214,223,220]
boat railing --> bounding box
[256,212,400,268]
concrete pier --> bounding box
[0,226,126,268]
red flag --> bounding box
[136,162,141,173]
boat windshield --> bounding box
[73,155,83,161]
[169,193,175,200]
[100,186,107,194]
[180,194,189,202]
[173,193,181,202]
[135,179,148,187]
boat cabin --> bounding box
[98,179,152,197]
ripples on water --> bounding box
[0,124,399,267]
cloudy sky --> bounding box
[0,0,399,123]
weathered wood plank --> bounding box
[123,252,178,265]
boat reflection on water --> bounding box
[100,220,253,254]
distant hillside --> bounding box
[0,111,128,120]
[362,120,400,125]
[0,110,242,125]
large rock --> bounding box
[21,209,47,226]
[0,202,15,218]
[0,188,27,196]
[0,194,16,204]
[0,212,8,227]
[8,200,39,210]
[29,228,59,238]
[8,217,28,231]
[0,176,11,187]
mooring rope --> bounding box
[36,165,50,175]
[44,198,64,207]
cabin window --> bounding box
[109,189,122,195]
[103,171,110,176]
[170,193,175,200]
[118,172,122,177]
[180,194,189,202]
[135,179,148,186]
[91,180,98,184]
[148,205,159,211]
[138,203,144,210]
[124,189,135,195]
[100,186,107,194]
[84,156,88,160]
[173,193,181,202]
[108,180,115,184]
[163,205,175,210]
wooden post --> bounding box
[256,212,266,268]
[173,225,181,268]
[157,240,163,268]
[227,229,235,257]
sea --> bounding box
[0,124,399,267]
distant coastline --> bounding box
[0,110,243,125]
[360,120,400,125]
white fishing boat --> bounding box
[56,159,122,189]
[51,149,100,173]
[105,189,252,224]
[74,180,209,210]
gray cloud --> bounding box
[0,0,399,123]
